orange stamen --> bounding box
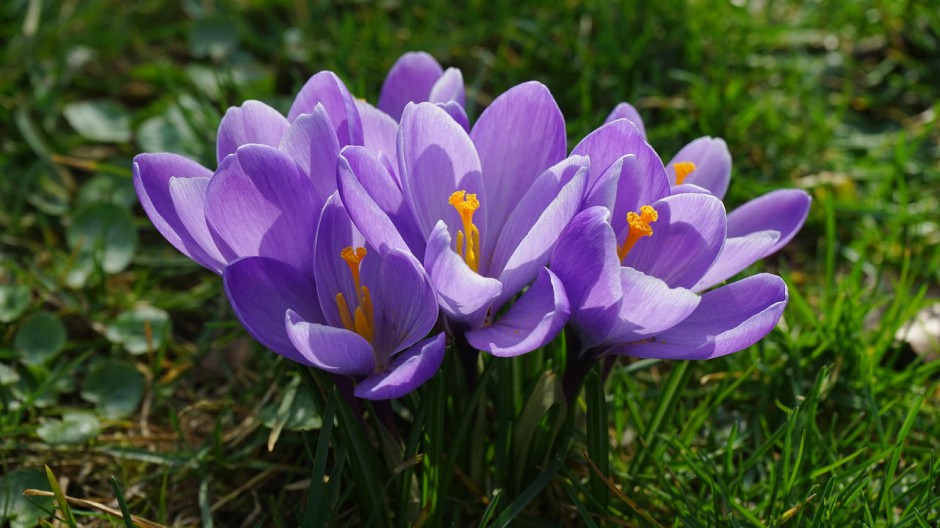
[448,190,481,272]
[618,205,659,262]
[336,246,375,343]
[673,162,696,185]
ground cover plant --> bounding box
[2,0,939,526]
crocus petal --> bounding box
[354,99,399,178]
[492,159,588,307]
[398,102,485,241]
[216,100,289,164]
[604,267,700,343]
[693,189,811,291]
[604,102,646,139]
[313,194,366,329]
[592,154,671,235]
[425,221,501,326]
[205,145,319,277]
[666,137,731,199]
[726,189,811,253]
[622,193,726,290]
[354,333,446,400]
[692,231,780,292]
[378,52,444,121]
[373,249,439,354]
[132,153,222,271]
[471,81,566,246]
[615,274,788,359]
[285,310,376,376]
[288,71,363,146]
[278,104,341,208]
[550,207,622,346]
[572,119,666,191]
[466,268,569,357]
[223,256,324,365]
[337,149,412,255]
[428,67,466,107]
[436,101,470,132]
[670,183,712,195]
[168,176,227,270]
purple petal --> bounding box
[223,256,324,364]
[278,104,341,208]
[693,189,811,291]
[354,333,446,400]
[436,101,470,132]
[428,67,466,107]
[471,81,566,247]
[727,189,811,252]
[378,52,444,121]
[354,99,399,178]
[216,100,289,164]
[692,231,780,292]
[670,183,712,195]
[373,249,439,355]
[604,102,646,139]
[168,176,227,270]
[616,274,788,359]
[205,145,319,277]
[288,71,363,146]
[492,158,588,307]
[666,137,731,199]
[550,207,622,347]
[398,102,485,242]
[466,268,569,357]
[337,149,413,256]
[622,193,727,289]
[605,268,700,343]
[132,153,222,271]
[285,310,375,376]
[572,119,666,191]
[596,154,672,236]
[313,194,366,329]
[425,221,502,327]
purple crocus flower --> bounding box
[133,52,464,274]
[338,82,586,357]
[221,194,444,400]
[553,117,809,394]
[600,103,811,288]
[132,52,462,397]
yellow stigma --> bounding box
[448,190,481,272]
[618,205,658,262]
[673,161,696,185]
[336,246,374,343]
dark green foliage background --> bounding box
[1,0,939,526]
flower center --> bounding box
[673,161,696,185]
[449,190,481,272]
[336,246,375,343]
[618,205,658,262]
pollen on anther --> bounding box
[619,204,660,262]
[673,162,696,185]
[341,246,367,266]
[449,190,480,215]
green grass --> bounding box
[2,0,939,526]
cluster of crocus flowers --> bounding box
[133,52,810,401]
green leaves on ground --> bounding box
[35,412,101,444]
[65,203,138,287]
[0,469,52,528]
[14,311,67,365]
[0,284,30,323]
[62,100,132,143]
[80,360,145,419]
[104,306,169,355]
